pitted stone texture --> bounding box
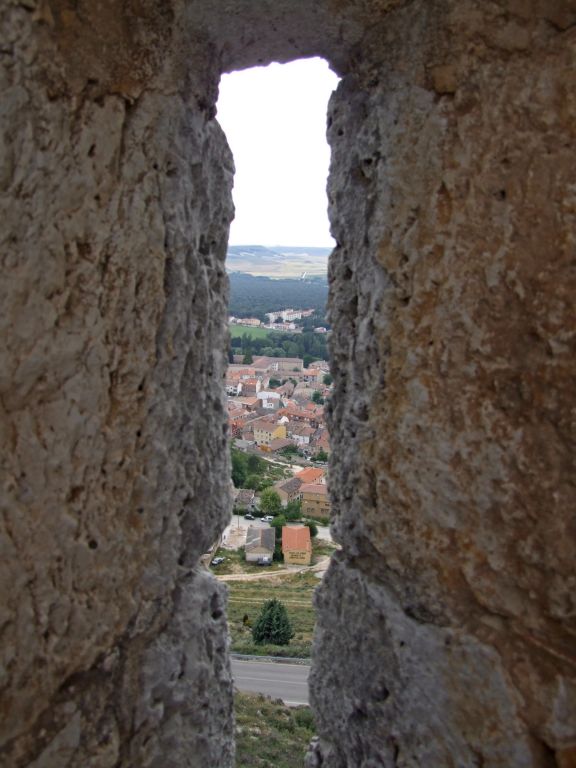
[308,556,540,767]
[313,1,576,765]
[1,2,233,765]
[2,0,576,766]
[187,0,406,74]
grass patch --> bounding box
[230,325,284,340]
[258,461,293,484]
[228,571,318,658]
[232,446,293,491]
[235,692,315,768]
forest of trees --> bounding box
[230,329,328,367]
[229,273,328,321]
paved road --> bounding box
[231,658,310,706]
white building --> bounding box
[257,391,282,410]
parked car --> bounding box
[244,513,255,520]
[261,515,274,522]
[257,556,272,566]
[211,557,225,566]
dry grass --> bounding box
[235,691,315,768]
[228,570,318,658]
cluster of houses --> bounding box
[244,524,313,566]
[227,355,331,459]
[228,355,332,568]
[273,466,330,518]
[233,465,331,521]
[232,464,329,563]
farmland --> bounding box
[227,244,330,278]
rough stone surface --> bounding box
[310,1,576,766]
[1,0,575,766]
[1,2,234,765]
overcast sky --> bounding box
[216,58,340,248]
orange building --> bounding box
[282,526,312,565]
[295,467,325,485]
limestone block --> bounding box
[2,0,575,766]
[1,2,234,765]
[311,1,576,764]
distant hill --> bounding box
[226,244,332,278]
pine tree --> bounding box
[252,599,294,646]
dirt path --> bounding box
[215,556,331,582]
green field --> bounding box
[227,570,319,658]
[235,692,315,768]
[229,324,284,340]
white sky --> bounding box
[216,58,340,248]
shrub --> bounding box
[305,521,318,538]
[285,500,302,520]
[252,599,294,646]
[247,454,264,473]
[294,708,315,730]
[280,445,299,457]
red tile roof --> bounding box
[295,468,324,484]
[282,526,312,552]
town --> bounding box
[209,351,333,567]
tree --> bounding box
[231,451,247,488]
[243,349,253,364]
[247,454,264,474]
[305,520,318,537]
[312,390,324,405]
[270,514,287,531]
[284,340,300,357]
[285,500,302,520]
[244,474,261,491]
[259,488,282,516]
[252,599,294,646]
[313,449,329,463]
[323,373,333,386]
[268,378,282,389]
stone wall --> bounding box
[310,2,576,766]
[1,2,234,766]
[1,0,575,766]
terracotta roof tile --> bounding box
[282,526,312,552]
[295,468,324,484]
